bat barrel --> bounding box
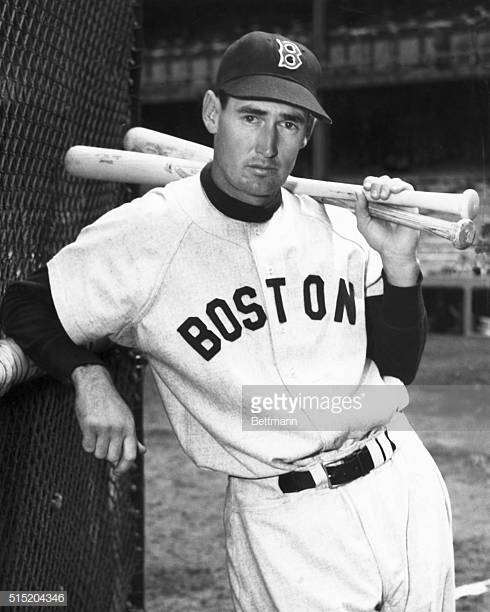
[451,218,477,250]
[314,198,475,249]
[374,187,480,220]
[64,146,204,184]
[0,338,41,397]
[124,127,214,162]
[461,189,480,220]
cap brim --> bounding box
[219,75,332,123]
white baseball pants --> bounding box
[224,431,454,611]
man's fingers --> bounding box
[113,438,147,477]
[371,176,389,199]
[94,434,110,459]
[363,175,389,199]
[388,178,413,194]
[82,430,96,453]
[362,176,376,190]
[363,175,414,200]
[379,185,390,199]
[113,435,137,476]
[355,191,371,222]
[107,436,124,464]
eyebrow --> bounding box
[236,104,307,124]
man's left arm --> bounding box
[365,272,427,384]
[356,175,428,384]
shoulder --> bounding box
[55,178,199,270]
[150,172,203,206]
[85,177,197,244]
[117,178,197,227]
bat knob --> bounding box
[461,189,480,220]
[452,218,476,250]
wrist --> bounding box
[71,363,111,387]
[381,257,420,287]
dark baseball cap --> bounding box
[216,31,332,123]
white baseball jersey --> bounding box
[48,173,408,478]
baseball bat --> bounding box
[124,128,213,162]
[0,337,42,397]
[64,147,476,249]
[123,128,480,220]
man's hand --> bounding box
[71,364,146,476]
[355,175,420,286]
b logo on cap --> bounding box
[276,38,302,70]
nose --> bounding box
[255,123,278,158]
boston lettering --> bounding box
[177,275,356,360]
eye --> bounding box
[243,114,258,123]
[283,121,299,131]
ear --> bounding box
[301,116,317,148]
[202,90,221,135]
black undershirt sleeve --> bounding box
[0,266,105,382]
[365,271,427,385]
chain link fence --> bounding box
[0,1,144,610]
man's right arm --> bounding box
[71,363,145,475]
[1,267,107,381]
[0,267,144,475]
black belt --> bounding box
[279,432,396,493]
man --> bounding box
[1,31,454,611]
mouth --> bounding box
[247,164,278,176]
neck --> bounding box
[200,163,282,223]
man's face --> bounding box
[209,95,310,206]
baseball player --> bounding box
[1,31,454,611]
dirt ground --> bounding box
[143,334,490,611]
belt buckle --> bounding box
[321,448,364,489]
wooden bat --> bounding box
[0,337,42,397]
[64,146,476,249]
[123,127,480,220]
[124,128,213,162]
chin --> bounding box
[246,179,283,196]
[244,189,278,204]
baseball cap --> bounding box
[216,31,332,123]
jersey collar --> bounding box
[200,162,282,223]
